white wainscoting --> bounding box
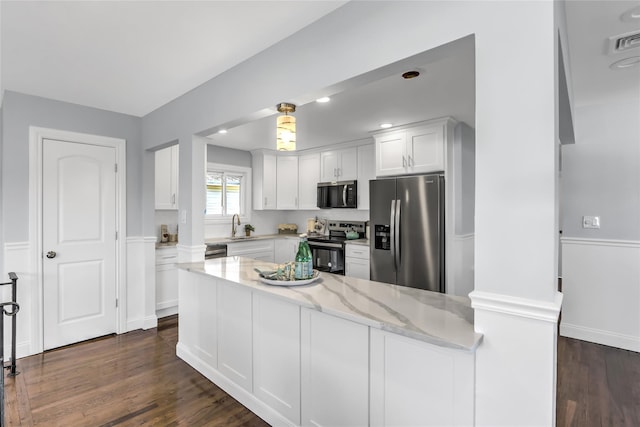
[470,290,563,426]
[177,243,206,263]
[2,242,35,358]
[447,233,474,297]
[561,238,640,352]
[126,237,158,331]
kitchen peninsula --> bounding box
[178,257,481,427]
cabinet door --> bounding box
[253,294,301,425]
[345,257,370,280]
[338,147,358,181]
[274,238,298,264]
[218,280,253,392]
[156,264,178,311]
[319,150,339,182]
[408,124,445,173]
[298,153,320,209]
[155,145,179,209]
[262,153,278,209]
[357,144,375,210]
[301,309,369,427]
[276,156,299,209]
[375,132,406,177]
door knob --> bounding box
[46,251,57,259]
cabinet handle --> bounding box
[402,156,407,167]
[408,155,413,167]
[295,196,298,207]
[172,194,176,204]
[334,168,337,177]
[264,197,267,206]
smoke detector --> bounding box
[608,30,640,54]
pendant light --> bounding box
[276,103,296,151]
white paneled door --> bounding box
[42,139,117,350]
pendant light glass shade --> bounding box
[276,103,296,151]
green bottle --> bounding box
[295,234,313,279]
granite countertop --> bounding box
[178,257,482,351]
[345,238,369,246]
[156,241,178,249]
[205,233,297,245]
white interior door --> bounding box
[42,138,117,350]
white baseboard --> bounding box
[157,306,178,319]
[561,323,640,352]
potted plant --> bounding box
[244,224,255,237]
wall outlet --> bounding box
[582,215,600,229]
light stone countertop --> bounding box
[178,257,482,351]
[345,238,369,246]
[205,233,297,245]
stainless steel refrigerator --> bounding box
[370,174,445,292]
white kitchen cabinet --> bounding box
[320,147,357,182]
[370,329,475,427]
[178,270,218,368]
[345,243,370,280]
[276,155,299,209]
[155,145,179,209]
[156,246,179,316]
[253,293,301,425]
[374,119,450,177]
[252,150,277,210]
[357,143,375,210]
[298,153,320,209]
[226,239,275,262]
[301,308,369,427]
[274,237,298,264]
[217,280,253,392]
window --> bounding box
[205,163,251,223]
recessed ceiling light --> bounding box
[380,123,393,129]
[316,97,330,103]
[402,70,420,79]
[218,129,228,134]
[621,5,640,22]
[610,56,640,69]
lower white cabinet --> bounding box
[301,308,369,427]
[156,247,179,316]
[370,329,474,427]
[218,281,253,392]
[226,239,274,262]
[178,270,217,368]
[345,243,370,280]
[253,294,301,425]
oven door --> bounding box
[308,241,345,275]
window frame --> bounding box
[205,162,252,225]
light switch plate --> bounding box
[582,215,600,229]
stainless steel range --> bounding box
[307,220,366,275]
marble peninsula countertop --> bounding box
[178,257,482,351]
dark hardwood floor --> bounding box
[556,336,640,427]
[4,316,269,426]
[4,316,639,426]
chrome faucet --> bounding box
[231,214,241,237]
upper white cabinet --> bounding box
[374,118,451,177]
[320,147,357,182]
[298,153,320,210]
[252,151,277,210]
[276,155,299,209]
[155,145,179,209]
[357,144,375,210]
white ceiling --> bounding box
[1,0,347,117]
[1,1,638,147]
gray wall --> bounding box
[1,91,144,241]
[0,105,4,274]
[561,98,640,241]
[206,144,251,168]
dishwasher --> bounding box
[205,244,227,260]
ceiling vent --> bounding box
[608,30,640,54]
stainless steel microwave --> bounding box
[317,181,357,209]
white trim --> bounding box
[561,322,640,352]
[176,244,206,263]
[469,290,563,323]
[561,237,640,248]
[453,233,475,241]
[29,126,127,354]
[156,306,179,319]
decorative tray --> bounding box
[258,269,321,287]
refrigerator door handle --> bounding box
[394,199,401,268]
[342,184,347,207]
[390,199,397,271]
